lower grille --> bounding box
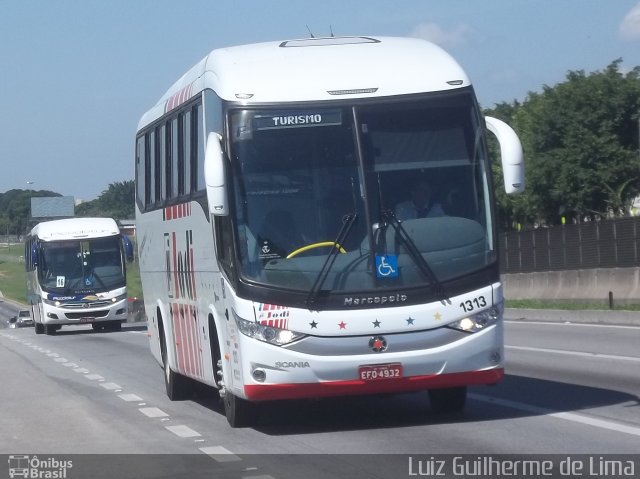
[65,310,109,319]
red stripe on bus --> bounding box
[190,244,197,301]
[244,369,504,402]
[190,305,202,378]
[183,304,193,376]
[172,304,183,372]
[172,232,180,298]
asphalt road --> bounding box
[0,302,638,478]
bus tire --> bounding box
[428,386,467,413]
[160,322,191,401]
[44,324,57,335]
[106,321,122,332]
[35,322,44,335]
[224,392,257,428]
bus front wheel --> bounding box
[223,391,258,428]
[35,322,44,335]
[428,386,467,413]
[44,324,59,335]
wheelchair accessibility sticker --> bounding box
[376,255,398,279]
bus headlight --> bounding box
[44,298,62,307]
[234,311,306,346]
[448,303,503,333]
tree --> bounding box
[75,180,135,220]
[0,189,62,235]
[487,59,640,228]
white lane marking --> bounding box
[199,446,241,462]
[47,353,59,357]
[139,407,169,418]
[64,363,78,368]
[471,394,640,437]
[505,320,640,330]
[241,475,276,479]
[54,357,68,363]
[73,368,90,373]
[100,382,122,390]
[85,374,105,381]
[118,394,143,402]
[506,345,640,363]
[165,425,201,438]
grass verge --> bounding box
[505,299,640,311]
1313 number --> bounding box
[460,295,487,312]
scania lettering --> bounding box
[135,36,524,427]
[25,217,134,334]
[275,361,311,369]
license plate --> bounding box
[358,363,403,381]
[79,318,94,323]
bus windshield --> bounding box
[39,236,125,294]
[229,91,495,297]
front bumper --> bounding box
[235,321,504,402]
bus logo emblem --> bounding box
[369,336,388,353]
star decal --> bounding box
[309,320,318,329]
[338,321,347,329]
[406,317,415,326]
[434,312,442,321]
[372,319,381,328]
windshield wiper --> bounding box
[381,210,448,301]
[305,212,358,310]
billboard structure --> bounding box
[30,196,75,220]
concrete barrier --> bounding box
[502,267,640,305]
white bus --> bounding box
[25,217,134,334]
[135,36,524,427]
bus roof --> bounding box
[138,36,471,131]
[28,218,121,241]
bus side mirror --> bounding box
[204,132,228,216]
[485,116,525,195]
[122,235,134,263]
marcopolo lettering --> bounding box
[344,294,408,306]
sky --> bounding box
[1,1,639,201]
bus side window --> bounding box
[215,216,235,279]
[135,136,146,209]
